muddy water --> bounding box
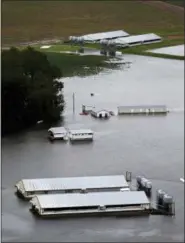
[2,55,184,242]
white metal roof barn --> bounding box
[15,175,129,199]
[68,129,93,135]
[114,33,162,46]
[117,105,168,115]
[30,191,150,217]
[48,127,67,134]
[81,30,129,42]
[31,191,150,209]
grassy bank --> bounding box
[45,52,107,77]
[2,1,184,61]
[12,43,108,77]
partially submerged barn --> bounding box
[15,175,129,199]
[91,109,111,119]
[114,33,162,47]
[30,191,151,217]
[118,105,168,115]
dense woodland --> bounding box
[2,47,64,135]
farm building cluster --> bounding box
[81,104,169,117]
[15,173,175,218]
[48,127,94,142]
[79,30,162,46]
[69,30,162,56]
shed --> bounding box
[30,191,151,217]
[48,127,67,134]
[91,109,111,118]
[15,175,129,199]
[48,127,68,140]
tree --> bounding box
[2,47,64,135]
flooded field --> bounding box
[2,54,184,242]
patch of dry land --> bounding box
[2,1,184,46]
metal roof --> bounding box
[118,105,167,109]
[48,127,67,134]
[17,175,128,192]
[68,129,93,134]
[92,109,110,113]
[31,191,150,209]
[81,30,129,42]
[114,33,161,45]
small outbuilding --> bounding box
[48,127,68,141]
[91,109,111,119]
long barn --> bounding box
[118,105,168,115]
[15,175,129,199]
[30,191,151,218]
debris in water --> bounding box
[37,120,43,124]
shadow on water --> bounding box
[69,140,94,146]
[48,139,68,144]
[2,116,66,142]
[30,213,151,221]
[117,114,168,119]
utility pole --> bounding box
[72,93,75,114]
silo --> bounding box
[163,194,174,215]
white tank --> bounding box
[163,194,173,204]
[145,180,152,189]
[107,40,115,46]
[78,37,84,43]
[157,189,166,199]
[136,176,142,184]
[141,177,148,187]
[100,39,108,45]
[72,36,78,42]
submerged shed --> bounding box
[48,127,68,141]
[68,129,94,141]
[91,109,111,119]
[30,191,151,217]
[15,175,129,199]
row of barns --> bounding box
[15,173,175,218]
[77,30,162,47]
[82,105,168,118]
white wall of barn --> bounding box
[96,111,109,118]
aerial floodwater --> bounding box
[2,54,184,242]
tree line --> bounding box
[2,47,64,135]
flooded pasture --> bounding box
[2,54,184,242]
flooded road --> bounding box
[2,55,184,242]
